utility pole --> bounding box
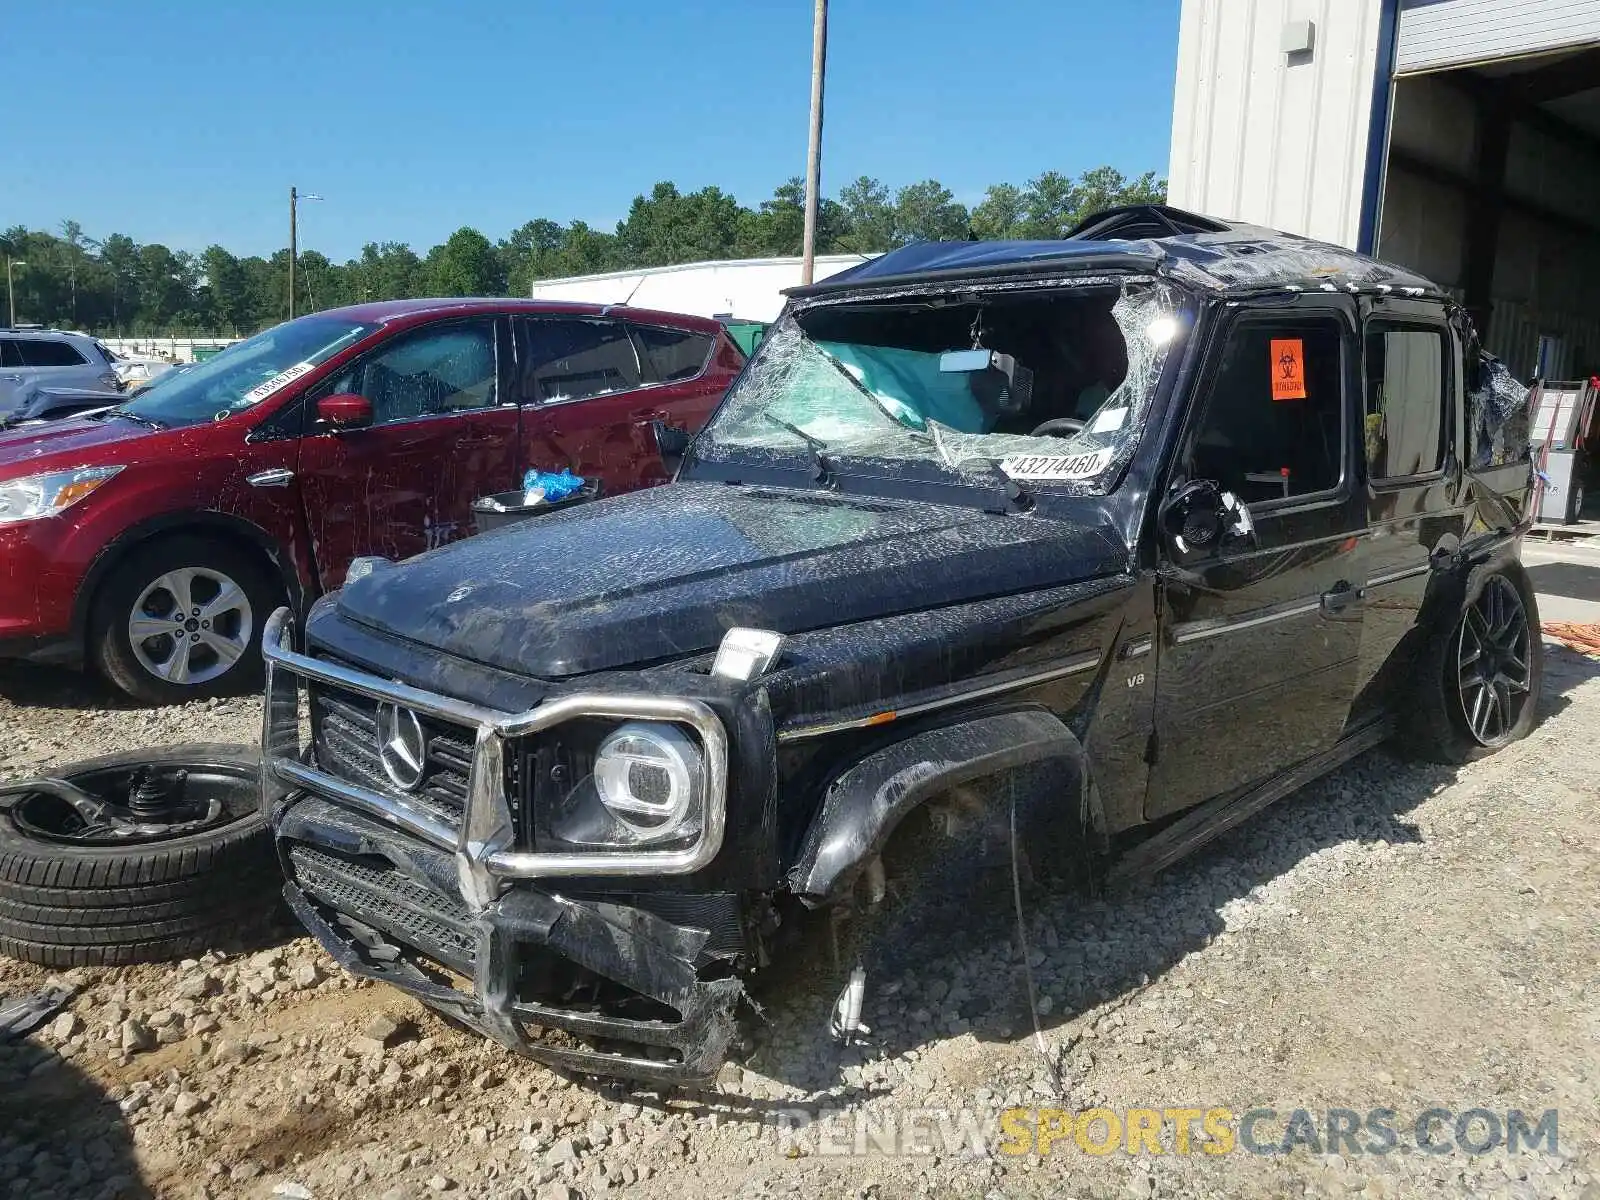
[288,186,322,321]
[288,186,298,321]
[5,258,24,327]
[800,0,828,285]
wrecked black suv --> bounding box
[262,206,1539,1084]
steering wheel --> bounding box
[1029,417,1085,437]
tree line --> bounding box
[1,166,1164,337]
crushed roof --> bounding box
[788,205,1444,302]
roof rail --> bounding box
[1066,205,1233,242]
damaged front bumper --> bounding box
[260,609,745,1085]
[275,797,744,1084]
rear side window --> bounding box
[15,339,87,367]
[1187,317,1346,506]
[0,341,19,368]
[633,325,712,383]
[1363,324,1446,479]
[523,319,641,402]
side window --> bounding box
[1363,324,1446,479]
[523,319,641,402]
[0,341,19,368]
[633,325,712,383]
[324,321,497,426]
[16,339,88,367]
[1188,317,1346,506]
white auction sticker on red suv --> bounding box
[241,361,316,407]
[999,447,1114,481]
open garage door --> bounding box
[1378,44,1600,381]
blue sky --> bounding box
[4,0,1180,261]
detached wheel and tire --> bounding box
[0,745,279,967]
[92,536,279,706]
[1401,570,1543,764]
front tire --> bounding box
[1398,567,1543,764]
[91,536,280,705]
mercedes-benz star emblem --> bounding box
[376,703,426,792]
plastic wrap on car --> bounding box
[1470,354,1531,468]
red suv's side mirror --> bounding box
[317,393,374,430]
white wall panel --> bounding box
[1169,0,1385,248]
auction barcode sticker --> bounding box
[999,447,1114,481]
[241,361,316,407]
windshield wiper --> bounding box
[924,423,1033,513]
[102,409,166,430]
[761,414,834,483]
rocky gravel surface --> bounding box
[0,646,1597,1200]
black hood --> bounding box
[335,483,1127,678]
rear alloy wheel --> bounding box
[1397,567,1542,764]
[1455,575,1534,747]
[93,536,279,705]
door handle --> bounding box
[246,468,295,488]
[1320,582,1359,615]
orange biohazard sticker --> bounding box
[1271,338,1307,401]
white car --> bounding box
[112,355,179,393]
[0,328,122,407]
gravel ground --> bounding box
[0,643,1597,1200]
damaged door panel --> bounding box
[260,205,1541,1084]
[515,316,741,499]
[296,317,521,588]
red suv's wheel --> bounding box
[91,535,280,705]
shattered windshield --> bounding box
[699,280,1186,496]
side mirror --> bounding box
[652,419,691,474]
[317,393,374,430]
[1160,478,1229,557]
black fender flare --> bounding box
[1417,532,1527,631]
[786,708,1092,907]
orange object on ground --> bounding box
[1541,622,1600,658]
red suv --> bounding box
[0,299,743,703]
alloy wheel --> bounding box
[3,761,257,847]
[127,567,254,686]
[1455,576,1532,747]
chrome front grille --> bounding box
[262,607,729,882]
[310,682,476,827]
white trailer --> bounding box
[527,254,873,324]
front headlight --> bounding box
[0,466,123,525]
[541,720,706,849]
[594,723,704,838]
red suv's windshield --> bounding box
[114,315,377,429]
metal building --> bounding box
[1168,0,1600,379]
